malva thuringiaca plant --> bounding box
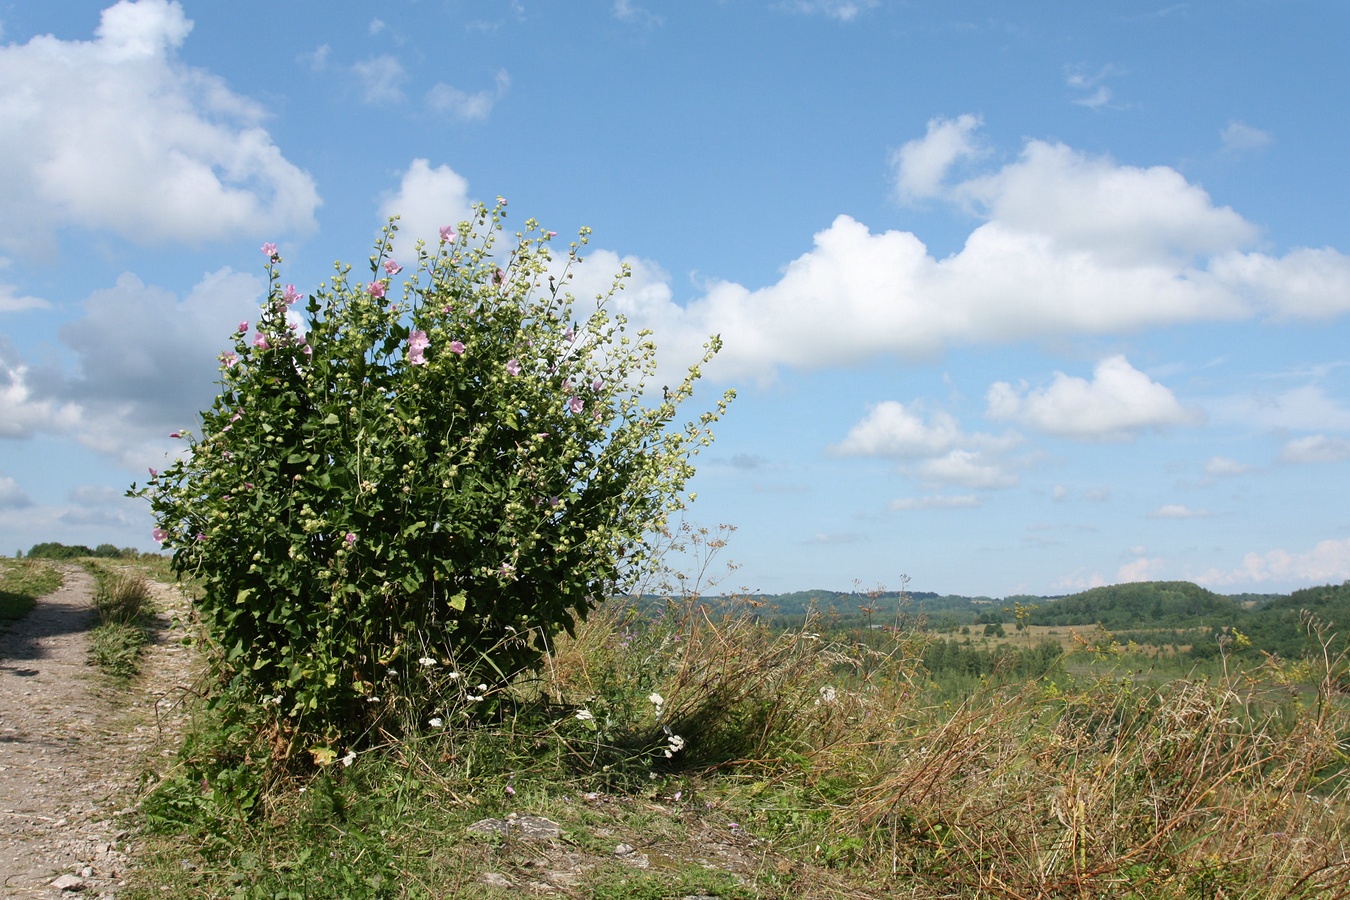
[131,199,732,760]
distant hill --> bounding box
[1027,581,1243,629]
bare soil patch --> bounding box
[0,565,196,898]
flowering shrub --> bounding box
[133,201,732,753]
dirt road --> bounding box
[0,565,195,898]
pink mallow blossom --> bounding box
[568,396,584,415]
[237,320,248,333]
[261,242,277,258]
[253,333,270,350]
[152,527,169,544]
[439,225,455,243]
[383,260,402,275]
[505,359,521,376]
[448,340,466,355]
[368,281,386,299]
[345,533,357,546]
[407,330,430,366]
[220,352,237,368]
[282,284,302,305]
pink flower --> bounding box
[237,320,248,333]
[261,242,277,258]
[169,431,182,438]
[195,533,207,542]
[504,784,516,797]
[344,533,357,546]
[505,359,521,376]
[253,333,270,350]
[303,344,313,359]
[383,260,402,275]
[439,225,455,243]
[547,231,557,238]
[220,351,238,368]
[407,329,430,366]
[568,396,584,415]
[592,377,604,392]
[563,327,575,343]
[449,340,466,355]
[493,268,505,285]
[282,284,302,305]
[496,195,507,207]
[368,281,386,299]
[151,527,169,544]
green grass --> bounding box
[85,562,158,681]
[121,599,1350,899]
[0,556,63,622]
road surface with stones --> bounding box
[0,564,196,898]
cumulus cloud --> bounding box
[0,269,262,463]
[915,449,1018,489]
[1204,456,1252,477]
[607,119,1350,384]
[1220,121,1273,153]
[0,337,82,439]
[354,54,406,104]
[0,0,319,254]
[1198,538,1350,587]
[986,355,1199,441]
[377,159,476,262]
[832,401,964,459]
[891,114,983,204]
[426,70,511,121]
[888,494,979,511]
[0,476,32,509]
[1148,504,1211,519]
[1117,557,1163,582]
[1280,434,1350,464]
[0,279,49,313]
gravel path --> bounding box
[0,565,196,898]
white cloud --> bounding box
[986,355,1199,441]
[426,70,511,121]
[0,0,319,253]
[378,160,475,262]
[354,54,406,104]
[0,476,31,509]
[1198,538,1350,587]
[1280,435,1350,465]
[916,448,1018,490]
[610,120,1350,384]
[3,268,262,465]
[1066,64,1122,109]
[1117,557,1163,582]
[1148,504,1211,519]
[832,401,963,459]
[613,0,663,26]
[889,494,979,511]
[1204,456,1252,477]
[1214,384,1350,432]
[1220,121,1273,153]
[0,280,49,313]
[782,0,879,22]
[891,114,983,204]
[0,338,82,438]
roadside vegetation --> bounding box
[0,556,63,622]
[85,561,159,680]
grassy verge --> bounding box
[85,562,158,680]
[124,599,1350,899]
[0,556,63,622]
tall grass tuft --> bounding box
[89,567,155,679]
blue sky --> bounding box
[2,0,1348,597]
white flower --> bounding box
[818,685,838,704]
[575,709,595,722]
[340,749,357,768]
[664,734,686,758]
[428,717,444,728]
[648,692,664,708]
[418,656,437,667]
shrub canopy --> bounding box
[134,202,731,750]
